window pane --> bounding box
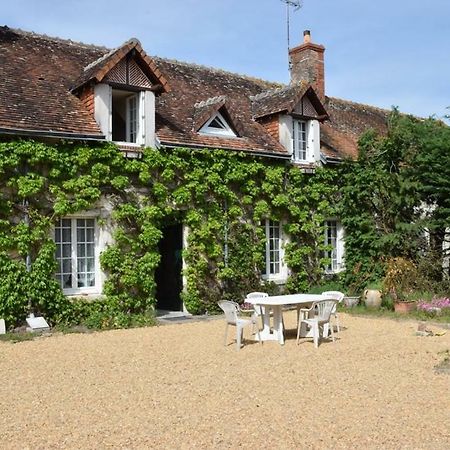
[62,227,71,242]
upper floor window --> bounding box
[199,112,236,137]
[292,119,308,161]
[54,218,98,294]
[112,89,140,143]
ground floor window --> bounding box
[262,219,283,279]
[55,218,97,292]
[324,219,344,273]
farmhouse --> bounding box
[0,26,389,314]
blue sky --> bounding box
[3,0,449,120]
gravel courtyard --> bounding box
[1,312,449,449]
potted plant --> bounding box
[383,257,418,314]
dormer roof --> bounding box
[251,81,328,120]
[71,38,170,94]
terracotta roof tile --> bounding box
[321,96,389,159]
[0,26,105,137]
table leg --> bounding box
[252,305,280,342]
[272,305,285,345]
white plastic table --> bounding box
[247,293,326,345]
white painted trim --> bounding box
[94,83,112,140]
[53,213,112,296]
[261,219,288,283]
[199,111,236,137]
[324,219,345,274]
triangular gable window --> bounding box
[199,112,236,137]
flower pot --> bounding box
[343,296,360,308]
[394,301,416,314]
[364,289,382,309]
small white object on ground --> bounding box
[25,315,50,332]
[0,319,5,334]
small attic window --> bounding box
[199,112,236,137]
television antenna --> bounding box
[280,0,303,73]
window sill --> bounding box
[63,287,102,297]
[261,276,288,285]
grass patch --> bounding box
[0,332,37,343]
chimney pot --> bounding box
[303,30,311,43]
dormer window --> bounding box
[199,112,236,137]
[112,89,141,144]
[292,119,308,161]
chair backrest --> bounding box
[313,299,338,321]
[322,291,345,303]
[218,300,239,325]
[245,292,268,315]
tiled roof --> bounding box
[153,57,287,155]
[0,26,107,138]
[321,97,389,159]
[0,26,390,160]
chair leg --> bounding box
[236,325,242,351]
[335,313,340,334]
[330,320,335,343]
[313,322,319,348]
[224,323,228,346]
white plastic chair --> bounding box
[245,292,268,334]
[296,299,338,348]
[321,291,345,334]
[218,300,261,350]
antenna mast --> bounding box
[280,0,303,73]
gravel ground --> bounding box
[1,312,449,449]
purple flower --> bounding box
[417,297,450,313]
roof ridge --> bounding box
[153,56,283,88]
[249,81,306,102]
[326,95,391,114]
[194,95,226,109]
[5,26,109,52]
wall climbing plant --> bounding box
[0,139,339,327]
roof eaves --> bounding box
[0,127,105,141]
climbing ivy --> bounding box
[0,139,339,327]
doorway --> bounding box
[155,224,183,311]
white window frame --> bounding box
[292,119,308,161]
[199,111,236,137]
[324,219,345,273]
[261,219,287,282]
[54,217,102,295]
[126,94,139,143]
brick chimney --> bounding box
[289,30,325,100]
